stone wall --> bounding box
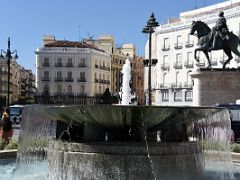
[191,69,240,106]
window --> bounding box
[67,85,72,94]
[67,71,72,78]
[79,58,86,67]
[185,90,193,101]
[43,58,50,67]
[57,85,62,94]
[162,38,170,50]
[57,71,62,78]
[66,58,73,67]
[162,90,169,101]
[186,71,193,87]
[43,71,49,79]
[175,36,182,49]
[80,85,85,95]
[43,85,49,95]
[174,54,182,69]
[174,90,182,101]
[57,58,62,64]
[161,55,169,70]
[79,72,86,82]
[186,52,193,68]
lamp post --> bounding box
[142,13,159,105]
[0,37,18,107]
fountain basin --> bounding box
[17,105,233,180]
[48,141,203,180]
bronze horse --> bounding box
[190,21,240,68]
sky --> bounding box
[0,0,226,74]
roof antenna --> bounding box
[195,0,198,9]
[78,25,81,41]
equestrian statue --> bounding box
[190,11,240,69]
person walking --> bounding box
[0,112,13,144]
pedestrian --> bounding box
[0,112,13,144]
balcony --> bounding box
[159,83,171,89]
[95,79,99,83]
[65,77,73,82]
[55,63,63,67]
[172,82,182,89]
[55,77,63,82]
[183,82,193,89]
[41,77,50,81]
[161,45,170,51]
[66,63,73,67]
[174,43,182,49]
[185,41,194,48]
[184,61,194,68]
[78,78,86,82]
[78,63,87,67]
[161,63,170,70]
[173,62,183,69]
[42,62,50,67]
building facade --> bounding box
[84,35,136,95]
[35,35,111,104]
[132,56,145,105]
[145,0,240,106]
[0,57,19,105]
[19,68,36,102]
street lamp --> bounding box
[142,13,159,105]
[0,37,18,107]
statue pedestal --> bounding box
[191,68,240,106]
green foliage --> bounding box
[230,143,240,153]
[0,138,18,150]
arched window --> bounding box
[176,72,180,87]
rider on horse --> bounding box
[209,11,229,50]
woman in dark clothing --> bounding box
[0,112,13,144]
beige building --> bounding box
[84,35,136,94]
[19,68,36,101]
[0,57,19,105]
[35,35,111,104]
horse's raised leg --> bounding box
[203,50,211,68]
[194,48,200,62]
[223,48,233,69]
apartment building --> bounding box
[84,35,136,94]
[0,57,19,104]
[35,35,111,104]
[19,68,36,101]
[145,0,240,106]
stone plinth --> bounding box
[47,141,203,180]
[191,68,240,106]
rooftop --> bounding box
[44,40,104,52]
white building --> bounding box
[36,35,111,99]
[145,0,240,106]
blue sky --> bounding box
[0,0,225,73]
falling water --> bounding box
[9,105,236,179]
[120,59,132,105]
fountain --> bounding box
[119,59,132,105]
[10,104,234,180]
[6,58,235,179]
